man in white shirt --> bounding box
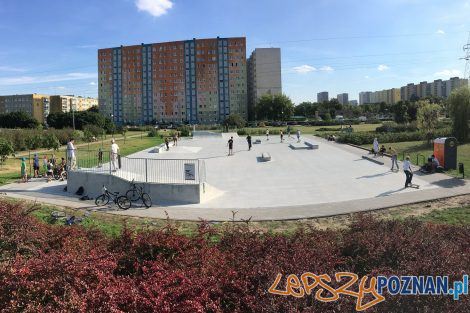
[373,138,379,157]
[403,156,413,187]
[110,139,120,172]
[66,138,76,170]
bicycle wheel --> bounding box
[142,193,152,208]
[117,196,131,210]
[126,189,140,201]
[95,194,110,206]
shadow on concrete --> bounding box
[356,171,393,179]
[376,187,406,197]
[430,178,467,188]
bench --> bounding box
[304,141,319,149]
[260,152,271,162]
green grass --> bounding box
[239,123,381,135]
[361,140,470,179]
[0,135,164,185]
[420,206,470,225]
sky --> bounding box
[0,0,469,104]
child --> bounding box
[20,157,27,183]
[46,160,54,182]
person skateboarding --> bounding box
[246,135,252,151]
[228,136,234,156]
[403,156,414,188]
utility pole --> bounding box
[461,31,470,83]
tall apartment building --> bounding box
[0,94,50,123]
[317,91,329,103]
[98,37,247,125]
[247,48,281,121]
[359,91,372,105]
[337,93,348,105]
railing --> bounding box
[74,150,206,185]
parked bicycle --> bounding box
[95,185,131,210]
[126,179,152,208]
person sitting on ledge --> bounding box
[379,145,387,156]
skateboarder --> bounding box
[280,131,284,142]
[296,130,301,143]
[403,156,413,188]
[266,129,269,141]
[228,136,234,156]
[246,135,252,151]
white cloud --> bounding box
[320,66,334,72]
[0,72,97,85]
[89,82,96,86]
[292,65,316,73]
[0,65,26,72]
[56,86,66,90]
[377,64,390,71]
[434,69,462,78]
[135,0,173,17]
[436,29,446,35]
[365,75,370,79]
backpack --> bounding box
[75,186,84,196]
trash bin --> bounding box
[433,137,458,170]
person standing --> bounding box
[389,147,399,171]
[373,138,379,157]
[46,159,54,182]
[50,154,56,167]
[20,157,27,183]
[33,154,40,178]
[266,129,270,141]
[110,139,120,172]
[98,147,103,168]
[403,156,413,188]
[228,136,234,156]
[165,137,170,151]
[66,138,76,171]
[280,131,284,143]
[287,125,292,138]
[246,134,252,151]
[173,133,178,146]
[296,130,301,143]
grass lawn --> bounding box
[419,206,470,225]
[361,140,470,179]
[238,123,381,135]
[0,134,164,185]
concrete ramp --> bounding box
[192,131,222,138]
[221,132,239,139]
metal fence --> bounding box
[74,150,206,185]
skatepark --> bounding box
[0,132,468,221]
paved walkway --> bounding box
[0,136,468,221]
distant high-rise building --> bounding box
[359,91,372,105]
[0,94,50,123]
[98,37,247,125]
[349,100,358,106]
[50,95,98,113]
[337,93,349,105]
[317,91,329,103]
[247,48,281,121]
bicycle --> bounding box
[126,179,152,208]
[95,186,132,210]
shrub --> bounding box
[147,128,158,137]
[375,121,418,133]
[177,126,191,137]
[0,200,469,312]
[0,137,14,166]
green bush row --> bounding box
[0,128,83,151]
[329,128,453,145]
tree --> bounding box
[0,112,39,129]
[42,133,60,151]
[224,114,246,129]
[392,101,409,123]
[417,100,441,143]
[0,138,14,168]
[255,94,294,121]
[448,86,470,142]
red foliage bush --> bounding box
[0,201,469,312]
